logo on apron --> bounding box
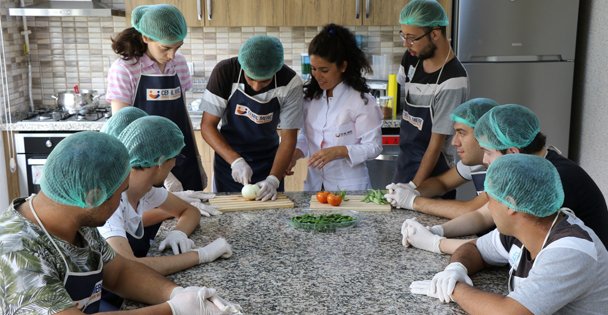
[402,110,424,131]
[234,104,274,124]
[75,280,103,311]
[146,87,182,101]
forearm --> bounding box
[439,238,476,255]
[99,303,172,315]
[104,257,176,305]
[450,242,486,274]
[173,206,201,235]
[416,177,451,197]
[270,130,297,180]
[142,209,173,227]
[452,283,530,315]
[413,197,479,219]
[201,117,240,164]
[136,252,200,276]
[441,203,493,237]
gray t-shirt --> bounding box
[477,211,608,314]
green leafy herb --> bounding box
[290,214,357,232]
[362,189,389,205]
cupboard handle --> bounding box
[197,0,202,20]
[206,0,212,20]
[355,0,360,19]
[365,0,370,18]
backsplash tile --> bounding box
[1,1,404,123]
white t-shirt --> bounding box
[477,211,608,314]
[98,187,168,240]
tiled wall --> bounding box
[0,0,405,122]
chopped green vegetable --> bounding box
[362,189,389,205]
[290,214,357,232]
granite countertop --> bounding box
[127,192,508,314]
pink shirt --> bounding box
[106,53,192,105]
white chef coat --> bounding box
[296,82,382,191]
[97,187,168,240]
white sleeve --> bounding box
[508,247,599,315]
[140,187,169,213]
[476,229,510,266]
[345,94,383,166]
[97,203,127,239]
[201,89,227,118]
[296,128,309,157]
[456,161,472,181]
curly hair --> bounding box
[304,24,372,103]
[111,27,147,61]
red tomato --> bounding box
[316,191,330,203]
[327,193,343,206]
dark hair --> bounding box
[111,27,147,61]
[499,132,547,154]
[304,24,372,103]
[426,26,447,37]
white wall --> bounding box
[572,0,608,198]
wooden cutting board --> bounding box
[308,195,391,212]
[208,193,294,212]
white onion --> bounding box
[241,184,260,200]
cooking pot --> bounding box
[52,89,99,114]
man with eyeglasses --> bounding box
[387,0,469,200]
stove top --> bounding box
[22,107,112,122]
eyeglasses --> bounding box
[399,29,435,45]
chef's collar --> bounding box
[322,81,347,99]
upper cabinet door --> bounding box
[205,0,284,26]
[362,0,408,26]
[125,0,204,27]
[285,0,359,26]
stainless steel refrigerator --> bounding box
[453,0,580,156]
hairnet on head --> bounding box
[117,116,185,168]
[132,4,187,45]
[238,35,284,80]
[100,107,148,138]
[474,104,541,150]
[399,0,449,27]
[451,98,499,128]
[40,131,130,209]
[485,154,564,217]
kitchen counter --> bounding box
[3,120,107,131]
[126,192,508,314]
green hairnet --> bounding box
[100,107,148,138]
[132,4,187,45]
[238,35,284,80]
[117,116,185,168]
[451,98,499,128]
[40,131,130,209]
[474,104,541,150]
[400,0,449,27]
[485,154,564,217]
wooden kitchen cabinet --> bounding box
[285,0,409,27]
[125,0,284,27]
[194,132,307,192]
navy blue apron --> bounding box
[29,197,103,313]
[133,72,203,191]
[394,60,454,198]
[214,70,283,192]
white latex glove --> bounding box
[428,225,445,237]
[384,183,420,209]
[404,218,445,254]
[410,280,441,299]
[256,175,280,201]
[210,295,244,314]
[167,286,220,315]
[193,238,233,264]
[230,158,253,185]
[165,172,184,192]
[173,190,216,203]
[159,230,195,255]
[191,201,222,217]
[431,262,474,303]
[400,220,411,247]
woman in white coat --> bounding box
[287,24,383,191]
